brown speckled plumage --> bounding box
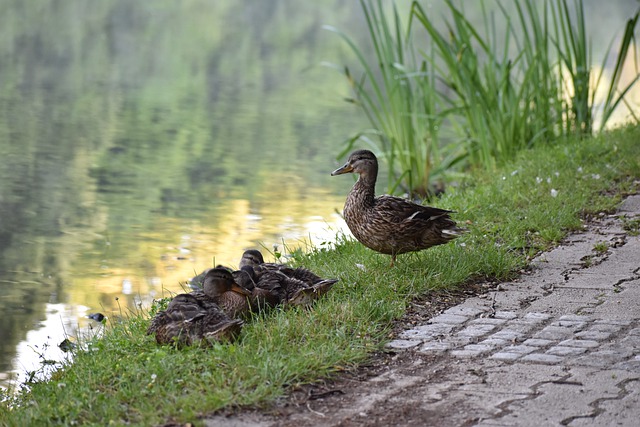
[238,249,338,306]
[191,267,253,319]
[147,293,242,346]
[331,149,465,266]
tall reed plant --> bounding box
[330,0,639,195]
[324,1,465,197]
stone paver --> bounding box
[390,309,640,370]
[381,195,640,426]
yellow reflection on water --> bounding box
[66,184,349,316]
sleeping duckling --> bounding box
[147,293,242,346]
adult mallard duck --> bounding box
[331,149,465,267]
[238,249,338,306]
[147,293,242,346]
[191,267,254,319]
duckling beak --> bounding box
[231,283,253,296]
[331,162,354,176]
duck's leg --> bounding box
[389,254,396,268]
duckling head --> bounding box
[203,267,252,298]
[239,249,265,268]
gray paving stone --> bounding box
[386,339,421,349]
[522,338,555,347]
[588,322,625,333]
[457,324,497,338]
[620,335,640,348]
[448,337,474,347]
[490,352,523,361]
[595,319,633,327]
[492,311,518,320]
[429,313,470,325]
[533,326,576,340]
[521,353,565,365]
[451,349,484,358]
[470,317,508,326]
[489,329,526,342]
[506,319,544,329]
[400,323,455,339]
[417,341,453,353]
[545,346,588,356]
[462,344,495,354]
[549,320,587,330]
[574,330,613,340]
[478,338,510,348]
[557,339,600,349]
[524,312,552,322]
[502,345,538,355]
[444,306,485,317]
[573,349,634,368]
[558,314,592,322]
[613,359,640,372]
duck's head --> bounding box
[168,293,199,307]
[203,268,252,298]
[239,249,264,268]
[331,149,378,178]
[235,265,257,290]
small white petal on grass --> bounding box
[536,176,543,184]
[356,263,366,271]
[550,189,559,198]
[592,174,601,180]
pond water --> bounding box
[0,0,371,390]
[1,0,638,392]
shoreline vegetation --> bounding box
[327,0,638,198]
[1,124,639,425]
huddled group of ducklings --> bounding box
[147,249,338,346]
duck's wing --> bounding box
[201,317,243,342]
[312,279,339,297]
[374,195,453,224]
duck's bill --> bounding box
[231,283,253,296]
[331,163,353,176]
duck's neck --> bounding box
[351,171,377,208]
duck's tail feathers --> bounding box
[442,226,467,239]
[312,279,339,297]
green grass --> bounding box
[1,125,640,425]
[622,216,640,236]
[592,241,609,254]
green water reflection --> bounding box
[0,0,367,388]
